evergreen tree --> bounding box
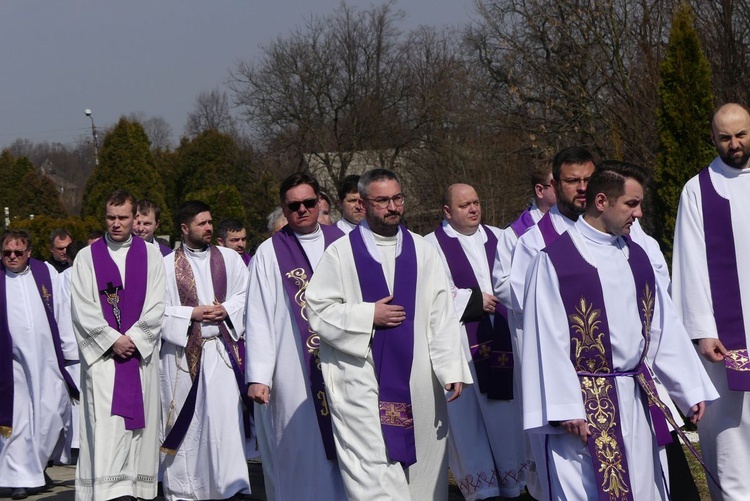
[0,150,34,221]
[16,166,68,219]
[81,117,172,232]
[654,2,715,263]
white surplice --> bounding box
[424,222,527,500]
[71,235,165,501]
[160,245,251,501]
[335,217,358,234]
[0,262,72,488]
[245,225,346,501]
[522,218,717,500]
[672,157,750,500]
[59,267,81,452]
[306,222,473,501]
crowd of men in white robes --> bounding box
[4,102,750,501]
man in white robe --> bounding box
[672,103,750,500]
[523,161,717,500]
[245,173,347,501]
[71,190,166,501]
[424,184,527,500]
[334,174,365,234]
[0,230,77,500]
[160,201,251,501]
[306,169,473,501]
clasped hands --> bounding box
[191,303,228,323]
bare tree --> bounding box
[184,88,237,138]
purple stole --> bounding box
[350,225,419,467]
[544,232,673,500]
[161,245,249,453]
[698,167,750,390]
[0,259,80,437]
[158,242,172,257]
[241,252,252,266]
[509,208,535,238]
[434,224,513,400]
[272,224,343,460]
[91,236,148,430]
[536,211,560,247]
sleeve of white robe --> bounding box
[54,264,78,361]
[647,276,719,413]
[422,244,473,387]
[509,230,539,314]
[306,242,377,360]
[123,245,166,361]
[521,252,586,432]
[245,244,285,387]
[71,248,124,366]
[492,226,515,308]
[221,249,249,341]
[672,180,717,340]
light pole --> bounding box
[85,108,99,166]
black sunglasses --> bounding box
[2,249,27,258]
[286,198,318,212]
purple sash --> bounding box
[698,167,750,390]
[158,242,172,257]
[91,236,148,431]
[272,224,343,460]
[350,225,419,467]
[545,232,668,500]
[537,211,560,247]
[434,224,513,400]
[241,252,252,266]
[509,209,535,238]
[161,245,250,453]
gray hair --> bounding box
[266,206,285,232]
[358,169,401,198]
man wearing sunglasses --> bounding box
[0,230,78,500]
[306,168,471,501]
[245,172,346,500]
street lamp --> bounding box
[85,108,99,166]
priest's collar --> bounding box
[716,157,750,177]
[577,217,620,246]
[183,242,209,254]
[441,219,485,241]
[359,220,403,263]
[105,233,133,250]
[294,223,322,242]
[6,265,30,276]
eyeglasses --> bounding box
[286,198,318,212]
[364,193,406,209]
[2,249,27,258]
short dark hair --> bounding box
[48,228,72,246]
[216,218,245,241]
[585,160,650,207]
[358,169,401,198]
[105,189,137,215]
[338,175,361,201]
[531,162,552,189]
[2,229,31,249]
[552,147,595,181]
[177,200,212,227]
[279,172,320,203]
[136,199,162,223]
[87,230,104,242]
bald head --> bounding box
[442,184,482,235]
[711,103,750,169]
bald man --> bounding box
[672,103,750,499]
[425,184,527,499]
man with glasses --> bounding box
[245,172,346,500]
[306,168,471,500]
[0,230,78,500]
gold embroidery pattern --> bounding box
[569,296,606,372]
[640,283,654,351]
[725,349,750,371]
[286,268,311,328]
[492,351,514,368]
[379,402,414,429]
[580,377,631,499]
[471,342,492,360]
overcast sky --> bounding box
[0,0,474,149]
